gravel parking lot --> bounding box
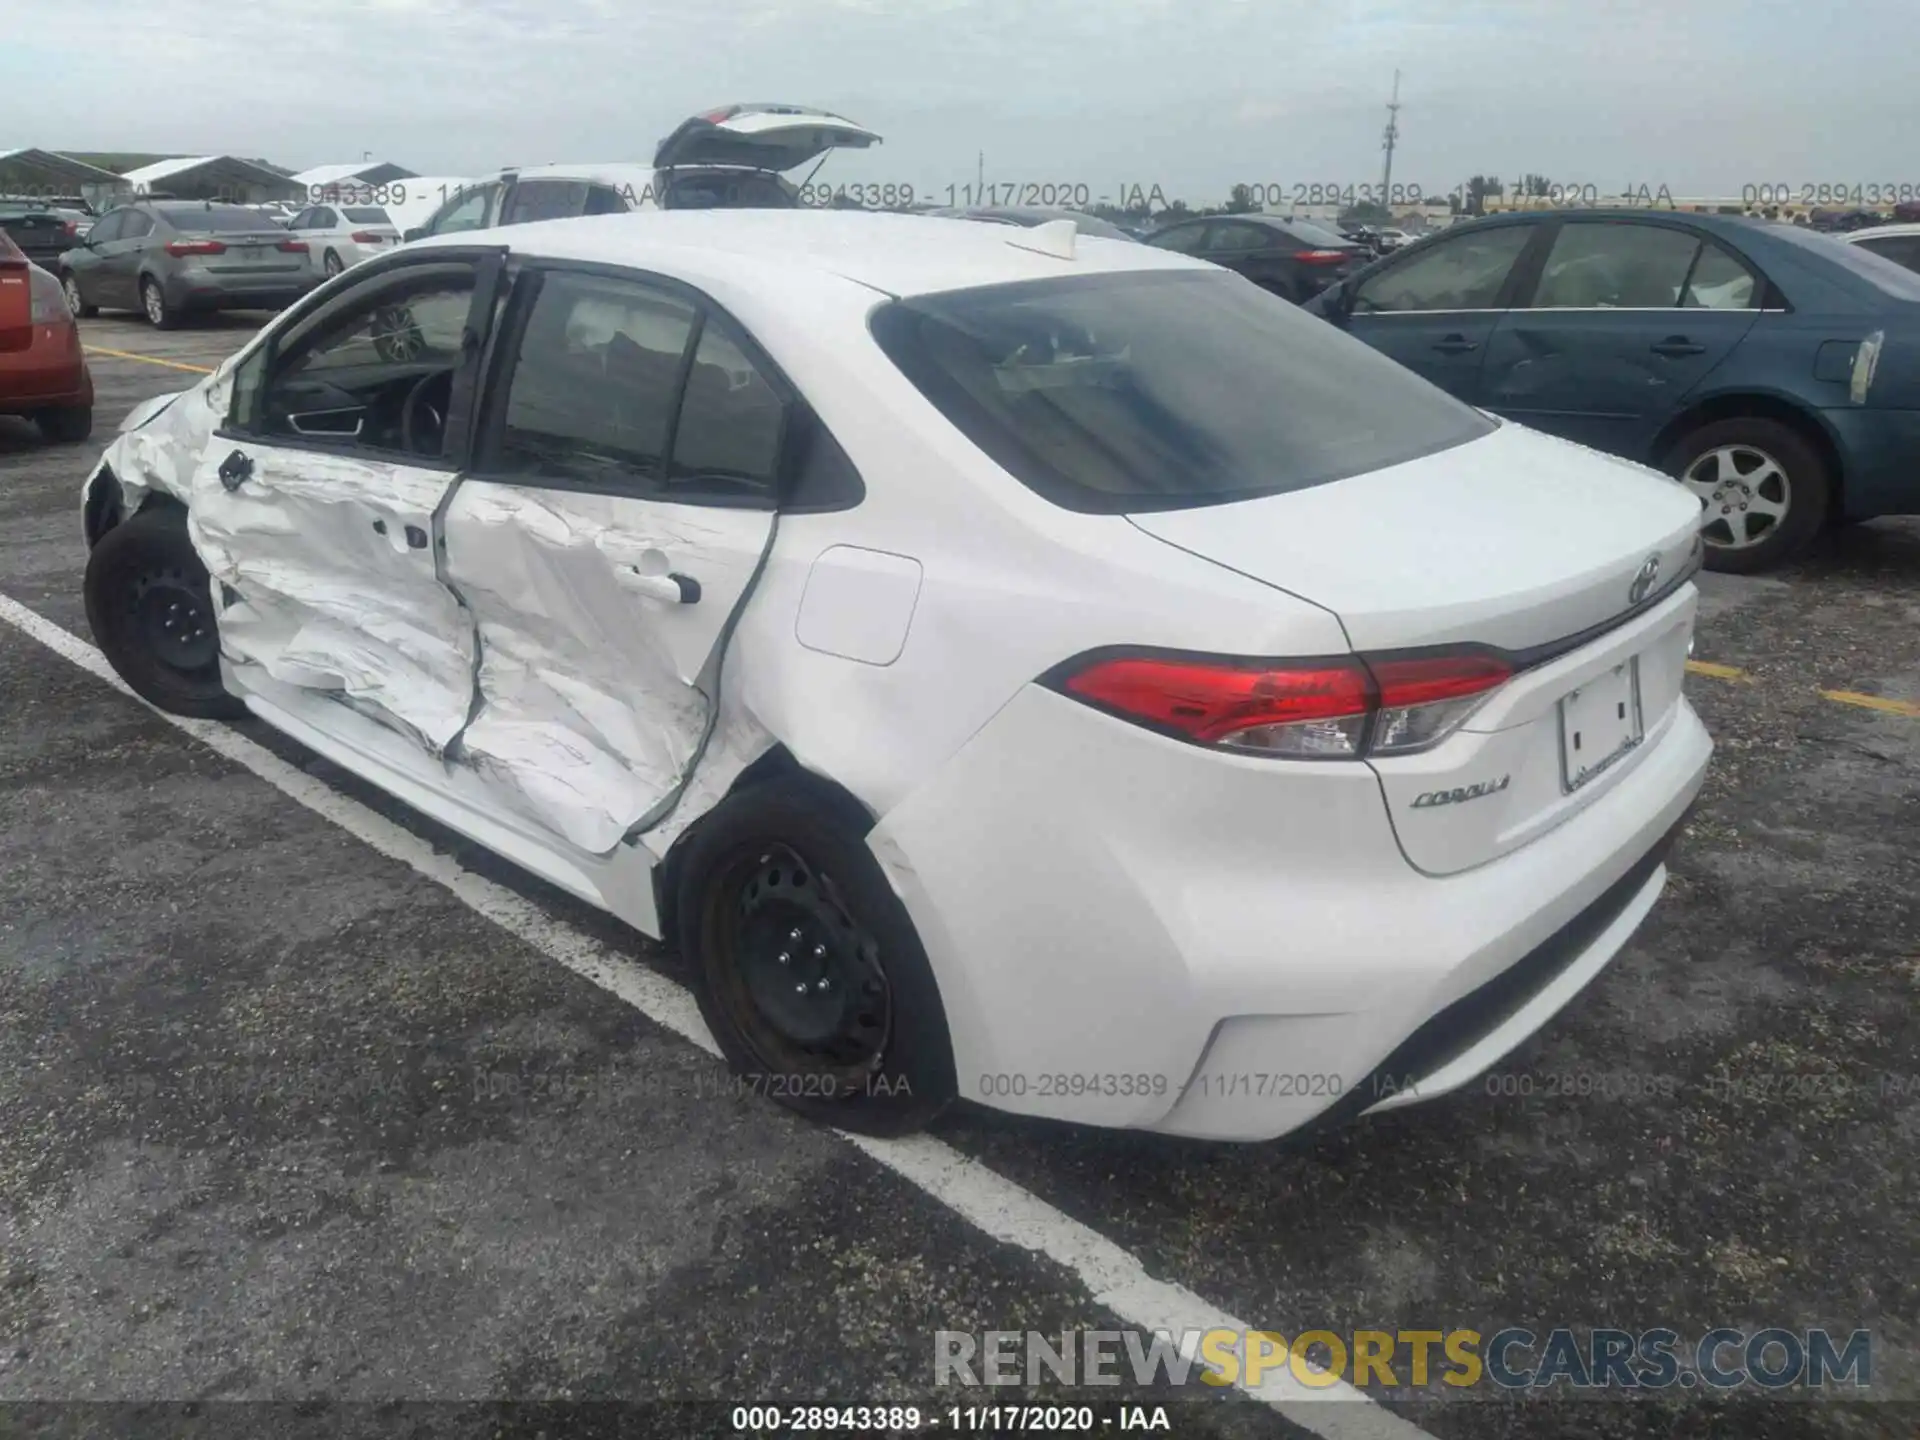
[1,316,1916,1439]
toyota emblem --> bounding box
[1628,555,1660,605]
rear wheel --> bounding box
[140,276,180,330]
[675,776,955,1135]
[35,406,93,443]
[323,250,344,277]
[84,509,244,719]
[1663,417,1829,574]
[61,272,97,318]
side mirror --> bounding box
[402,227,425,243]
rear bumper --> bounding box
[162,272,319,313]
[1821,406,1920,518]
[870,680,1712,1142]
[0,325,92,415]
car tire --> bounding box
[1662,417,1830,575]
[35,406,93,443]
[61,273,97,319]
[83,509,245,720]
[675,775,956,1136]
[323,250,344,277]
[140,276,180,330]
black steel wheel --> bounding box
[83,509,245,719]
[677,777,954,1134]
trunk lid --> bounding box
[653,103,881,172]
[1125,420,1703,654]
[1126,420,1707,876]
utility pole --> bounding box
[1380,70,1402,201]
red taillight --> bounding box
[165,238,227,256]
[1057,649,1511,759]
[61,221,79,237]
[349,230,383,244]
[1293,249,1351,264]
[277,239,309,252]
[1064,657,1371,745]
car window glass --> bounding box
[341,206,390,225]
[315,207,339,228]
[1207,224,1268,252]
[668,321,784,499]
[583,185,629,216]
[1858,235,1920,273]
[1145,224,1208,254]
[502,180,585,225]
[251,270,478,453]
[1681,240,1760,309]
[494,271,698,492]
[1531,222,1701,308]
[287,208,313,229]
[121,212,154,240]
[431,184,496,235]
[88,211,126,243]
[1354,226,1531,312]
[871,269,1495,514]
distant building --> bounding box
[290,161,418,197]
[0,148,127,206]
[118,156,304,204]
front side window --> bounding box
[242,264,479,457]
[427,183,500,236]
[870,269,1495,514]
[1354,225,1532,312]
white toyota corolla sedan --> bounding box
[77,210,1712,1141]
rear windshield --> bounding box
[155,204,278,233]
[341,207,391,224]
[870,269,1495,513]
[1762,222,1920,300]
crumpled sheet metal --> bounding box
[441,481,776,856]
[185,445,479,753]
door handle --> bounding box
[217,450,252,491]
[622,568,702,604]
[1431,334,1479,354]
[1651,337,1706,357]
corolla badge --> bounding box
[1628,554,1660,605]
[1412,776,1510,808]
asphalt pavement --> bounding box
[0,315,1915,1440]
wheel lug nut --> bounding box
[776,951,790,966]
[789,927,802,942]
[812,944,826,959]
[815,978,831,993]
[793,983,808,996]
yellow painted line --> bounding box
[1820,689,1920,718]
[82,345,213,375]
[1686,660,1750,682]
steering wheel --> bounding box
[402,370,453,457]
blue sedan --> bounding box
[1305,210,1920,572]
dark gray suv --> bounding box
[58,200,320,328]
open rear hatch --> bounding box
[1127,421,1706,874]
[653,103,882,172]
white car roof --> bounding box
[1844,223,1920,241]
[495,162,662,188]
[407,208,1212,300]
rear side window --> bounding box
[1531,222,1703,308]
[870,269,1495,514]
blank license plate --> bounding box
[1559,659,1644,792]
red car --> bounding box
[0,229,93,442]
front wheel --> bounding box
[1664,417,1830,574]
[323,250,344,277]
[83,509,245,719]
[675,777,955,1135]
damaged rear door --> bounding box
[188,249,507,752]
[439,262,784,854]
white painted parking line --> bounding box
[0,590,1435,1440]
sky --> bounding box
[6,0,1917,205]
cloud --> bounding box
[9,0,1913,202]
